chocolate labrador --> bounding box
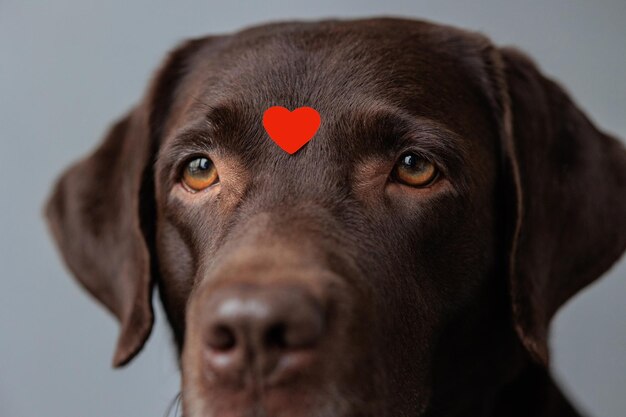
[45,17,626,417]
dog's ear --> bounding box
[493,47,626,364]
[45,37,210,367]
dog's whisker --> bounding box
[164,391,183,417]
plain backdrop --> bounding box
[1,1,625,417]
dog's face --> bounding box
[156,20,506,416]
[46,18,626,417]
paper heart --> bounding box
[263,106,321,154]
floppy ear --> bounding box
[495,47,626,364]
[45,37,208,367]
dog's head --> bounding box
[45,18,626,417]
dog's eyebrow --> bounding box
[161,101,467,170]
[160,103,244,156]
[350,104,468,163]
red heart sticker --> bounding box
[263,106,321,154]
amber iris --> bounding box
[182,157,219,191]
[393,153,438,187]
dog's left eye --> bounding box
[392,153,438,187]
[181,157,219,192]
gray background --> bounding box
[1,1,624,416]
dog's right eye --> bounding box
[181,157,219,192]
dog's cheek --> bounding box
[360,188,493,412]
[156,219,197,344]
[346,219,438,412]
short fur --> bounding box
[45,17,626,417]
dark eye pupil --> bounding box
[189,158,210,172]
[401,153,427,171]
[402,154,417,168]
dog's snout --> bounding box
[201,285,325,384]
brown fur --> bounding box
[45,17,626,417]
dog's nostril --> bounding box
[267,312,324,350]
[264,323,288,349]
[207,324,237,351]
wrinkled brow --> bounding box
[158,101,468,177]
[345,104,469,168]
[162,103,247,154]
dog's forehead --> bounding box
[161,18,499,186]
[189,19,490,112]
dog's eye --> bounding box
[392,153,438,187]
[182,157,219,192]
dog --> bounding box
[45,17,626,417]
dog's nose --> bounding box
[201,285,325,383]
